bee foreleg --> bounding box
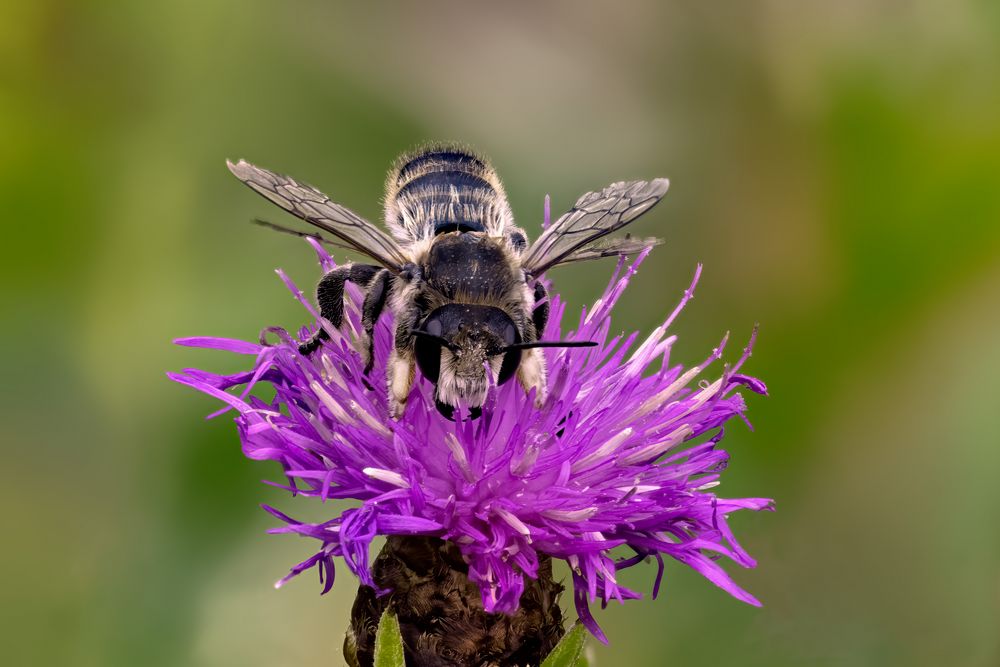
[299,264,381,355]
[517,347,548,408]
[387,328,416,420]
[531,281,549,338]
[359,269,391,374]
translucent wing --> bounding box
[227,159,408,271]
[521,179,670,276]
[558,234,663,265]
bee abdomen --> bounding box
[384,144,512,240]
[393,147,490,187]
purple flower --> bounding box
[171,239,772,642]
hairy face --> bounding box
[435,329,505,410]
[413,303,522,420]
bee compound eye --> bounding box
[497,348,521,385]
[503,323,517,346]
[415,337,442,383]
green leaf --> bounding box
[541,623,587,667]
[373,610,405,667]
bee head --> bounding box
[412,304,522,420]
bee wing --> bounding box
[521,179,670,276]
[227,159,408,271]
[558,234,664,264]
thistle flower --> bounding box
[171,239,771,663]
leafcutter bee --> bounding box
[228,145,668,419]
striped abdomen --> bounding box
[383,145,513,241]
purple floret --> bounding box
[171,239,772,642]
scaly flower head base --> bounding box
[171,240,772,643]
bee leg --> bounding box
[510,282,551,407]
[299,264,380,354]
[385,280,426,419]
[359,269,391,374]
[386,338,415,420]
[531,281,549,338]
[517,348,548,408]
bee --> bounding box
[227,145,669,420]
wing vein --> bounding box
[227,159,407,271]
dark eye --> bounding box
[415,337,442,382]
[498,348,521,385]
[496,322,520,384]
[503,323,516,346]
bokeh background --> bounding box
[4,1,999,665]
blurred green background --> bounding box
[4,1,999,665]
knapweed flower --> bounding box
[171,239,771,656]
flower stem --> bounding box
[345,536,564,667]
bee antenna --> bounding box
[252,218,353,252]
[253,218,323,241]
[411,329,459,352]
[503,340,599,351]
